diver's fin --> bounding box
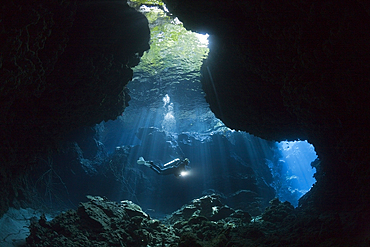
[143,162,152,167]
[137,157,146,165]
[137,157,152,167]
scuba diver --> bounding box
[137,157,190,177]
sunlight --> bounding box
[273,140,318,206]
[161,94,176,133]
[133,3,209,76]
[195,33,209,47]
[100,0,319,215]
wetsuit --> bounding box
[149,158,188,176]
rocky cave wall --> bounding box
[1,0,370,239]
[163,0,370,229]
[0,0,150,216]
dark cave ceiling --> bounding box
[163,0,370,209]
[0,0,370,241]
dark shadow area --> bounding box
[1,0,369,246]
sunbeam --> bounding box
[97,1,318,216]
[270,140,318,206]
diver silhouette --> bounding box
[137,157,190,177]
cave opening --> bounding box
[95,0,318,215]
[272,140,317,206]
[2,0,369,245]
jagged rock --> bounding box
[165,194,237,224]
[262,198,294,223]
[120,200,149,219]
[230,210,252,223]
[26,195,352,246]
[2,0,370,245]
[162,2,370,243]
[0,0,150,216]
[26,196,178,247]
[227,190,263,216]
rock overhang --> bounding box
[162,0,370,216]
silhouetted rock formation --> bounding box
[1,0,370,244]
[26,195,349,246]
[0,1,149,215]
[163,0,370,242]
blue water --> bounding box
[96,5,317,212]
[267,140,317,206]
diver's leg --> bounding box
[158,167,175,175]
[149,163,162,174]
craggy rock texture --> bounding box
[163,0,370,243]
[0,1,149,215]
[27,196,179,246]
[26,195,353,246]
[165,194,251,225]
[2,0,370,244]
[0,0,77,217]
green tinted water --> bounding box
[132,4,209,78]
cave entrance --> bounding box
[98,0,317,215]
[272,140,317,206]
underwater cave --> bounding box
[1,0,370,246]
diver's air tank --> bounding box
[163,158,180,167]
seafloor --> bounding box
[24,194,345,247]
